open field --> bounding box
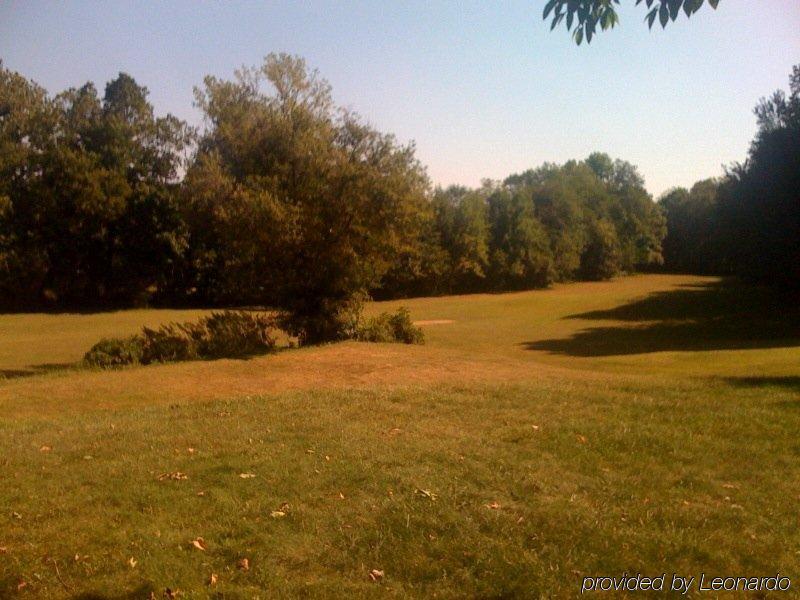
[1,274,799,597]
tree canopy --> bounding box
[543,0,721,44]
[659,64,799,290]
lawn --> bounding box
[1,274,798,598]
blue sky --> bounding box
[1,1,798,197]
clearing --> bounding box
[1,274,798,597]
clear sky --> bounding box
[1,1,798,197]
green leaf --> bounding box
[574,27,584,45]
[543,0,558,19]
[708,0,720,8]
[646,8,658,28]
[667,0,681,20]
[659,2,669,27]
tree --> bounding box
[658,179,720,274]
[0,64,191,309]
[716,65,799,289]
[659,65,799,290]
[189,54,430,343]
[543,0,721,44]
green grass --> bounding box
[1,275,799,597]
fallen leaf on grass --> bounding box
[208,573,218,586]
[576,434,588,444]
[722,483,738,489]
[157,472,188,481]
[128,557,137,568]
[239,473,256,479]
[187,448,196,454]
[164,588,180,599]
[531,425,540,431]
[83,455,93,460]
[369,569,384,582]
[191,537,207,551]
[485,501,501,510]
[17,580,27,591]
[338,492,345,500]
[270,511,286,518]
[39,445,52,452]
[387,428,402,436]
[196,491,205,497]
[11,511,21,519]
[414,488,438,502]
[237,558,250,571]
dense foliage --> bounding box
[0,56,670,343]
[83,310,276,367]
[0,62,192,309]
[380,154,666,296]
[356,307,425,345]
[543,0,720,44]
[659,65,800,290]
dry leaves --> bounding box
[208,573,218,586]
[414,488,438,501]
[369,569,385,582]
[237,557,250,571]
[0,546,6,554]
[39,445,52,452]
[576,434,588,444]
[270,511,286,518]
[11,511,21,519]
[485,501,501,510]
[191,537,207,551]
[157,472,188,481]
[17,580,27,591]
[128,557,137,568]
[239,473,256,479]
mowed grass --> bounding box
[1,275,799,597]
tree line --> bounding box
[1,55,795,342]
[659,65,799,291]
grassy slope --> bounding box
[0,275,798,598]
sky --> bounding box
[1,1,798,198]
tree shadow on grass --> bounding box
[722,376,800,392]
[72,583,156,600]
[0,362,76,380]
[523,280,800,357]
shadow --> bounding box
[524,280,800,357]
[723,376,800,392]
[72,583,156,600]
[0,362,76,380]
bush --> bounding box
[140,323,199,364]
[356,307,424,344]
[83,310,277,368]
[83,336,144,368]
[197,311,277,358]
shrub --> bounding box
[84,310,278,368]
[196,311,277,358]
[83,336,144,368]
[140,323,199,364]
[356,307,424,344]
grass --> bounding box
[1,274,799,597]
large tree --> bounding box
[0,64,191,309]
[187,54,430,343]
